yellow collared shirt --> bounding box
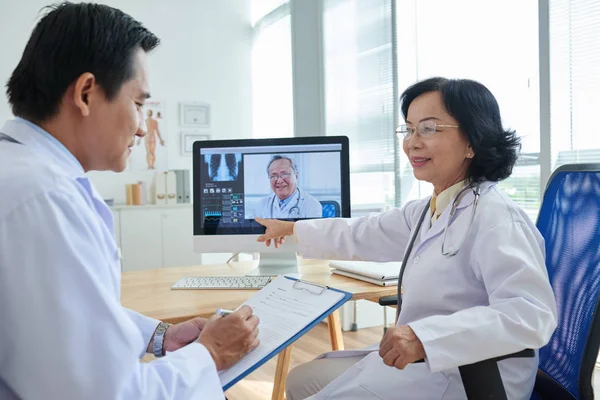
[430,180,468,223]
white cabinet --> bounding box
[119,208,163,271]
[113,204,211,271]
[161,207,204,268]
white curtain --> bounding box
[251,1,294,139]
[550,0,600,168]
[323,0,396,212]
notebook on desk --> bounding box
[331,269,398,286]
[329,260,402,280]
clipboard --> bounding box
[221,275,352,391]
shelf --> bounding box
[110,203,192,210]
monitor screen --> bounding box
[193,136,350,236]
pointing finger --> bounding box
[255,217,268,227]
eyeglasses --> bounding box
[396,120,459,141]
[269,172,293,181]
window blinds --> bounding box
[550,0,600,168]
[323,0,396,209]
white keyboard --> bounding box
[171,276,272,290]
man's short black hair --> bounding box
[6,2,160,122]
[400,77,521,182]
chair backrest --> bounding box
[320,200,340,218]
[535,163,600,399]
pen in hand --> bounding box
[198,305,260,371]
[216,308,234,317]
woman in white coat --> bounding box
[256,77,557,400]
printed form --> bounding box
[219,275,345,388]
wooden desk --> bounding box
[121,259,396,400]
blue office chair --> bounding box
[379,163,600,399]
[531,163,600,400]
[320,200,340,218]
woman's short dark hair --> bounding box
[6,2,160,123]
[400,77,521,182]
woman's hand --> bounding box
[378,325,426,369]
[255,217,295,248]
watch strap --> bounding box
[152,322,172,358]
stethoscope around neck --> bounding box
[270,188,301,218]
[395,182,482,316]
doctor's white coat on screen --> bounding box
[253,189,323,219]
[293,181,557,400]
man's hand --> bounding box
[197,305,260,371]
[378,325,426,370]
[164,317,208,353]
[146,317,208,355]
[255,217,295,248]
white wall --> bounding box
[0,0,253,204]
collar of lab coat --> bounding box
[1,119,115,244]
[417,181,496,252]
[1,118,86,179]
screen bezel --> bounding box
[192,136,351,236]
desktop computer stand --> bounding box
[246,252,299,276]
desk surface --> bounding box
[121,259,397,324]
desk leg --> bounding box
[272,345,293,400]
[327,311,344,351]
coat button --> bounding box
[413,256,420,264]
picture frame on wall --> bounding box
[180,102,210,128]
[181,131,211,155]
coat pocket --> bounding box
[350,353,450,400]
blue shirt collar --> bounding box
[1,118,85,178]
[278,188,299,209]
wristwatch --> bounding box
[152,322,172,358]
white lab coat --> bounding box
[253,189,322,219]
[0,118,224,399]
[294,181,557,400]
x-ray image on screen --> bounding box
[203,153,242,182]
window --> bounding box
[284,0,591,219]
[549,0,600,169]
[396,0,540,219]
[251,0,288,25]
[251,1,294,138]
[323,0,395,211]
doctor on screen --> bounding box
[254,155,322,219]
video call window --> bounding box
[197,143,343,230]
[244,152,342,220]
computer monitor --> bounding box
[193,136,350,275]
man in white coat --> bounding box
[0,3,259,399]
[257,77,557,399]
[253,155,322,219]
